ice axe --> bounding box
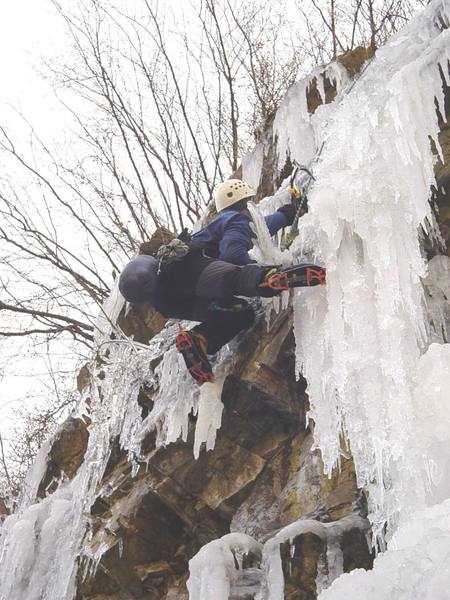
[282,163,316,249]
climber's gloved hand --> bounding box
[277,203,297,226]
[277,196,308,226]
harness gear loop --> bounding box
[156,238,190,274]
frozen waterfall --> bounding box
[0,0,449,599]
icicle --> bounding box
[247,201,290,266]
[187,533,262,600]
[324,62,351,95]
[273,77,316,170]
[193,376,224,459]
[246,200,293,325]
[15,437,53,509]
[93,278,126,344]
[259,514,368,600]
[242,143,264,190]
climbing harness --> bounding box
[156,238,191,274]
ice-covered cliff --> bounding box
[0,1,449,599]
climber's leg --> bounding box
[176,297,255,385]
[194,259,326,299]
[175,325,214,385]
[194,259,279,299]
[191,297,255,354]
[156,252,268,299]
[154,254,325,385]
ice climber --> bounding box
[119,179,326,385]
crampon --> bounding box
[176,327,214,386]
[260,264,326,292]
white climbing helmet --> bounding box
[215,179,256,212]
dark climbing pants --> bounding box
[151,252,274,354]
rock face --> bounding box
[36,307,374,600]
[38,417,89,498]
[434,64,450,256]
[70,308,372,600]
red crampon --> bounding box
[306,267,327,286]
[259,271,290,291]
[176,326,214,386]
[260,264,326,291]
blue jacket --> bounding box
[191,208,288,265]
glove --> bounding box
[277,194,309,226]
[277,203,297,226]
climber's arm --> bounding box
[218,214,256,265]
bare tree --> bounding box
[296,0,427,62]
[0,0,305,355]
[224,1,302,130]
[0,385,77,503]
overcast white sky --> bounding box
[0,1,61,118]
[0,1,74,433]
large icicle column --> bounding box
[320,344,450,599]
[187,533,262,600]
[291,0,450,540]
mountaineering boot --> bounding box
[176,327,214,385]
[259,264,326,292]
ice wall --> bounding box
[320,498,450,600]
[273,63,349,171]
[243,0,449,575]
[317,342,450,598]
[287,0,450,540]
